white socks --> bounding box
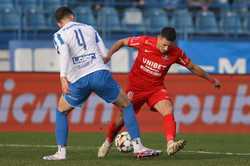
[104,139,111,146]
[167,140,174,146]
[58,145,66,156]
[131,138,144,153]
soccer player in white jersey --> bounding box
[42,7,160,160]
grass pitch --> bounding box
[0,132,249,166]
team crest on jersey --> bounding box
[127,91,134,101]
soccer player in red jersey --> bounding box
[98,27,221,158]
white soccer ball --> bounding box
[115,131,133,153]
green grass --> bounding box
[0,132,250,166]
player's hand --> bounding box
[60,77,70,94]
[212,78,221,89]
[103,56,111,64]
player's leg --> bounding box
[91,71,141,150]
[90,70,141,142]
[42,96,73,160]
[43,77,91,160]
[106,101,143,143]
[92,70,160,158]
[98,102,142,158]
[106,98,144,143]
[106,114,124,144]
[148,89,186,155]
[112,90,161,158]
[97,114,124,158]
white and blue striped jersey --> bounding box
[53,21,109,83]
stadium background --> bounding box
[0,0,250,165]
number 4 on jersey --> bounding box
[74,29,87,50]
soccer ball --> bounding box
[115,131,133,153]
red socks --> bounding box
[163,114,176,142]
[107,113,176,143]
[106,121,124,143]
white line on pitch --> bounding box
[182,150,250,156]
[0,144,96,150]
[1,144,250,156]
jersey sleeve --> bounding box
[128,36,145,49]
[176,48,191,67]
[53,33,67,54]
[53,33,70,77]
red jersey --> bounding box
[127,36,190,93]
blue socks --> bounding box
[55,104,139,144]
[56,109,68,146]
[122,104,140,139]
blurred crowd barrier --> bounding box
[0,73,249,133]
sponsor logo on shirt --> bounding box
[72,53,96,65]
[139,58,167,77]
[142,58,166,71]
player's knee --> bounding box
[164,103,173,115]
[157,101,173,116]
[114,91,131,109]
[57,102,73,112]
[119,99,130,109]
[58,95,73,112]
[57,108,68,112]
[163,108,173,116]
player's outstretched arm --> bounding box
[186,61,221,89]
[103,38,129,63]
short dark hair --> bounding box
[160,27,176,42]
[55,6,75,22]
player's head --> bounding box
[55,6,75,28]
[157,27,176,54]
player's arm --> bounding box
[54,34,71,94]
[59,44,71,94]
[186,61,221,89]
[95,31,108,59]
[103,38,129,64]
[176,48,221,89]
